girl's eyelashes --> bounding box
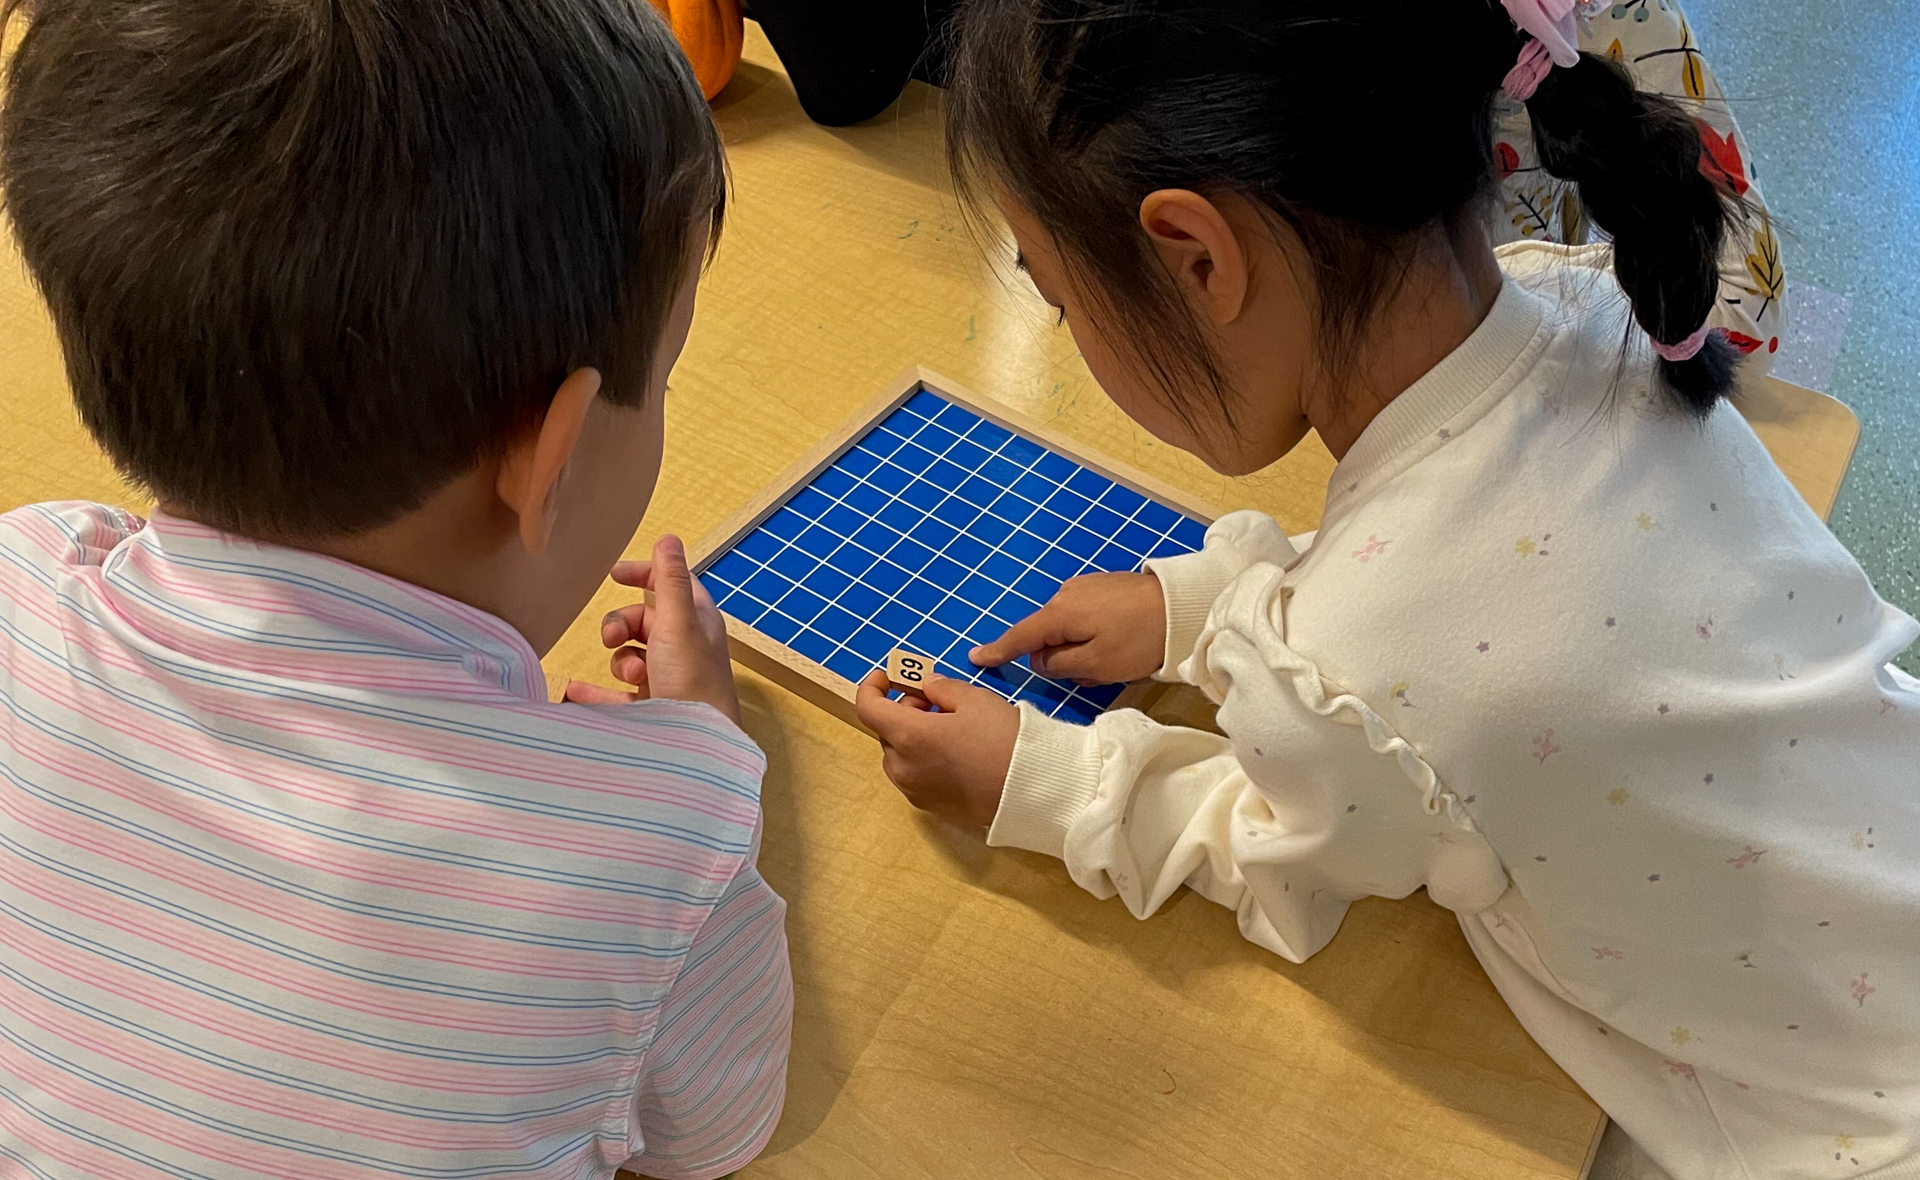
[1053,307,1067,326]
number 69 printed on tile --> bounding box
[688,367,1220,735]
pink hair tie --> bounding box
[1499,0,1585,101]
[1501,39,1554,100]
[1652,323,1714,363]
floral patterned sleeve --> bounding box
[1490,0,1786,370]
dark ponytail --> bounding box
[1523,50,1741,415]
[944,0,1745,422]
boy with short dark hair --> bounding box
[0,1,790,1177]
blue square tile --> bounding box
[1015,568,1059,605]
[1136,500,1180,534]
[971,513,1014,547]
[838,446,880,479]
[790,628,836,665]
[774,585,829,623]
[1044,488,1094,522]
[703,575,736,607]
[1098,483,1148,517]
[955,573,1003,609]
[736,529,783,564]
[820,503,866,538]
[999,529,1046,563]
[1034,451,1077,483]
[910,517,959,551]
[860,426,907,457]
[982,551,1024,587]
[1065,467,1110,499]
[908,618,960,657]
[989,492,1039,528]
[770,545,815,581]
[1012,471,1057,505]
[789,486,834,520]
[1002,436,1044,466]
[891,441,938,474]
[933,399,976,432]
[1113,521,1161,556]
[924,554,968,593]
[844,483,889,515]
[1035,544,1085,580]
[755,608,801,644]
[742,568,793,607]
[1023,507,1073,542]
[827,544,879,579]
[897,577,943,612]
[708,550,757,588]
[793,525,841,559]
[979,455,1023,488]
[813,604,862,643]
[873,599,920,640]
[852,519,902,555]
[762,507,809,541]
[896,477,945,513]
[915,423,963,457]
[890,538,935,571]
[1079,504,1127,538]
[812,465,856,501]
[948,439,991,472]
[1020,677,1069,709]
[848,623,895,662]
[823,646,874,684]
[967,418,1013,450]
[945,534,991,570]
[929,595,985,636]
[1146,533,1196,560]
[1092,543,1139,573]
[932,497,980,529]
[805,566,853,603]
[956,476,1001,508]
[926,458,971,491]
[903,388,947,418]
[865,560,910,597]
[1054,695,1104,726]
[839,582,886,619]
[1061,526,1107,560]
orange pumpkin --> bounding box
[647,0,744,101]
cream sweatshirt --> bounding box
[988,243,1920,1180]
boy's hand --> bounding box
[970,571,1166,685]
[854,670,1018,829]
[564,535,741,725]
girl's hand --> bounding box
[970,571,1167,685]
[854,669,1019,829]
[564,535,741,725]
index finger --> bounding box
[969,604,1075,668]
[609,559,653,589]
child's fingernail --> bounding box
[601,613,626,644]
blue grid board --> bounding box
[699,387,1210,725]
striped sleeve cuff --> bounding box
[986,704,1103,860]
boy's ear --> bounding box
[497,367,602,555]
[1138,189,1250,325]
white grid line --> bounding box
[704,394,1205,719]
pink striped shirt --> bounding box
[0,502,791,1180]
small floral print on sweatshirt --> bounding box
[1514,533,1553,556]
[1351,535,1390,563]
[1883,698,1900,716]
[1592,947,1624,961]
[1391,681,1416,708]
[1664,1059,1696,1082]
[1852,828,1876,850]
[1697,616,1715,640]
[1637,513,1657,531]
[1670,1026,1691,1046]
[1851,974,1874,1007]
[1727,844,1766,869]
[1533,729,1561,764]
[1607,788,1630,805]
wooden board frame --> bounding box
[688,365,1225,735]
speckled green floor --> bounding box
[1688,0,1919,670]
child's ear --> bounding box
[496,367,602,555]
[1138,189,1250,325]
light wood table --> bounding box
[0,23,1858,1180]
